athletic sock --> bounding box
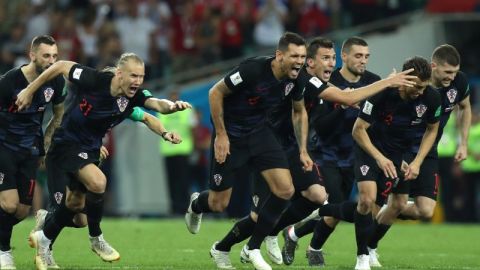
[367,220,391,249]
[0,208,20,251]
[310,218,335,250]
[270,196,317,236]
[216,215,256,252]
[86,191,104,237]
[192,191,212,214]
[354,209,373,255]
[294,219,317,238]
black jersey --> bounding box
[0,66,66,155]
[410,71,470,157]
[309,69,381,167]
[267,67,328,149]
[52,64,152,152]
[222,56,304,139]
[358,86,441,155]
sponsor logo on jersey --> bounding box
[362,101,373,115]
[54,192,63,204]
[44,87,54,102]
[415,104,427,117]
[285,82,294,96]
[446,88,457,103]
[213,174,223,186]
[0,172,4,185]
[230,72,243,86]
[73,68,83,80]
[252,195,259,207]
[360,165,369,176]
[78,152,88,159]
[116,97,129,112]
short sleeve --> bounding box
[68,64,101,92]
[52,76,66,105]
[223,60,263,93]
[455,71,470,101]
[131,89,154,107]
[358,91,385,124]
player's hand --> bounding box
[170,100,192,112]
[400,160,409,174]
[454,144,467,163]
[404,161,420,180]
[214,133,230,164]
[99,145,109,160]
[376,156,397,179]
[299,151,313,171]
[387,68,417,88]
[164,131,182,144]
[38,156,46,170]
[15,88,34,111]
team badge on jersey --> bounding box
[0,172,4,185]
[360,165,370,176]
[284,82,294,96]
[78,152,88,159]
[44,87,54,102]
[252,195,259,208]
[54,192,63,204]
[116,97,129,112]
[446,88,457,103]
[415,104,427,117]
[213,174,223,186]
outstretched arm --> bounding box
[144,97,192,114]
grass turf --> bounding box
[9,218,480,269]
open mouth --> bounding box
[324,70,332,77]
[291,66,301,76]
[129,86,138,95]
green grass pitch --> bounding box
[10,218,480,269]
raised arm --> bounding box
[209,79,232,164]
[16,61,76,110]
[352,117,397,179]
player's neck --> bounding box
[271,59,285,81]
[21,63,40,83]
[431,79,444,89]
[339,67,360,83]
[110,75,124,97]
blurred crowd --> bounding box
[0,0,434,81]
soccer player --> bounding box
[0,35,66,270]
[208,37,416,269]
[366,44,471,267]
[184,32,312,270]
[352,56,441,270]
[15,53,191,270]
[31,106,181,268]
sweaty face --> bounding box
[119,60,145,98]
[343,45,369,76]
[31,44,58,74]
[405,77,430,100]
[278,44,306,79]
[431,62,459,88]
[310,47,336,82]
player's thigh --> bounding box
[410,157,439,201]
[16,154,39,206]
[320,165,345,203]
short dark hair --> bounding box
[277,32,306,51]
[402,56,431,81]
[307,37,334,59]
[31,35,56,51]
[341,36,368,54]
[432,44,460,66]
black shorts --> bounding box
[319,164,354,203]
[250,147,324,213]
[0,144,38,205]
[209,126,288,191]
[354,145,402,202]
[46,141,99,209]
[395,154,439,200]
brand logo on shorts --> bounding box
[117,97,129,112]
[415,104,427,117]
[446,88,457,103]
[0,172,4,185]
[360,165,370,176]
[54,192,63,204]
[78,152,88,159]
[284,82,294,96]
[213,174,223,186]
[44,87,54,102]
[252,195,259,207]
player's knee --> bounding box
[0,200,19,214]
[390,199,408,213]
[357,196,375,213]
[65,198,85,213]
[209,197,228,212]
[85,176,107,193]
[418,206,435,220]
[302,185,327,205]
[274,186,294,200]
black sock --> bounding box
[191,191,212,214]
[397,213,414,220]
[0,208,20,251]
[44,204,77,240]
[354,209,373,256]
[310,218,335,250]
[247,194,290,249]
[216,216,256,252]
[318,201,357,223]
[295,219,317,238]
[367,220,391,249]
[86,191,104,237]
[270,196,318,236]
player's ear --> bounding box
[306,58,314,68]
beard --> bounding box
[347,65,365,77]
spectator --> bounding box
[253,0,288,48]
